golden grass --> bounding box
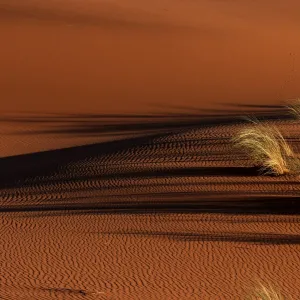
[233,119,300,175]
[286,98,300,120]
[247,283,287,300]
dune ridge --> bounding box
[1,108,300,299]
[1,0,300,298]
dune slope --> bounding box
[1,110,300,299]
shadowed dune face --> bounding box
[0,104,290,157]
[1,0,300,114]
[1,111,300,299]
[1,109,300,213]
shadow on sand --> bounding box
[0,104,300,218]
[0,102,293,137]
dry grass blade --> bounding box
[286,98,300,120]
[233,120,298,175]
[247,283,287,300]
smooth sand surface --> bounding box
[1,0,300,157]
[1,1,300,299]
[1,0,300,115]
[1,0,300,156]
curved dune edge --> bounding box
[1,109,300,299]
[1,0,300,298]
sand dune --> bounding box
[1,212,300,299]
[1,108,300,299]
[1,1,300,299]
[1,0,300,115]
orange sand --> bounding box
[1,1,300,299]
[1,0,300,115]
[1,115,300,299]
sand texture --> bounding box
[1,1,300,299]
[1,109,300,299]
[1,0,300,114]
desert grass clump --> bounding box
[286,98,300,120]
[233,120,300,175]
[247,283,287,300]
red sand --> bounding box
[1,118,300,299]
[1,1,300,299]
[1,0,300,115]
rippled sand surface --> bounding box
[1,1,300,299]
[1,212,300,299]
[1,110,300,299]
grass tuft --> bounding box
[247,283,287,300]
[286,98,300,120]
[233,119,300,175]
